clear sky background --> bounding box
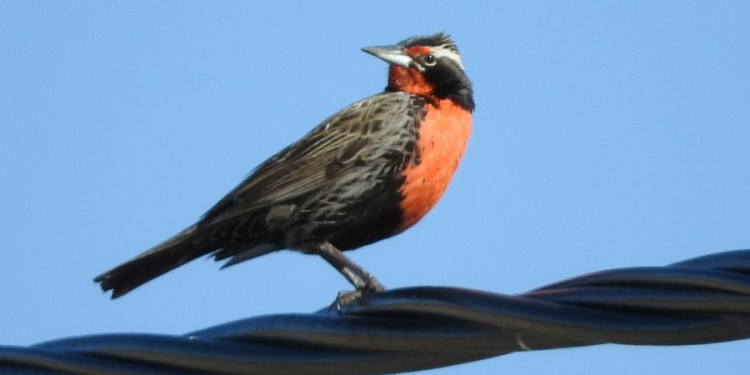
[2,2,749,374]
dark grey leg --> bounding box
[312,242,385,293]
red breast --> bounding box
[397,99,471,232]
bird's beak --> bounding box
[361,45,413,68]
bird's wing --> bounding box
[199,92,423,225]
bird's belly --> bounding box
[396,99,472,232]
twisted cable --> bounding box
[2,250,750,374]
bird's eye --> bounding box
[424,54,437,66]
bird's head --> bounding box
[363,33,474,112]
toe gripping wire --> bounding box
[3,250,750,374]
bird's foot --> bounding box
[332,290,366,310]
[341,266,385,292]
[330,276,386,311]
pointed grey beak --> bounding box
[362,45,413,68]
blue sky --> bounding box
[1,2,749,374]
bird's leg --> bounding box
[312,242,385,293]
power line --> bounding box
[2,249,750,374]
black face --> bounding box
[419,53,475,112]
[402,33,475,112]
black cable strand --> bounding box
[1,249,750,375]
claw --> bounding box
[329,277,386,311]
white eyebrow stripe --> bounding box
[429,45,464,69]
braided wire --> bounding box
[2,250,750,374]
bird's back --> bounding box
[204,91,430,254]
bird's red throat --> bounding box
[388,66,433,96]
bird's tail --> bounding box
[94,225,212,298]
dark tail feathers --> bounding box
[94,226,211,298]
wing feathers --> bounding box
[200,92,422,225]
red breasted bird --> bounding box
[95,33,474,298]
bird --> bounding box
[94,32,474,299]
